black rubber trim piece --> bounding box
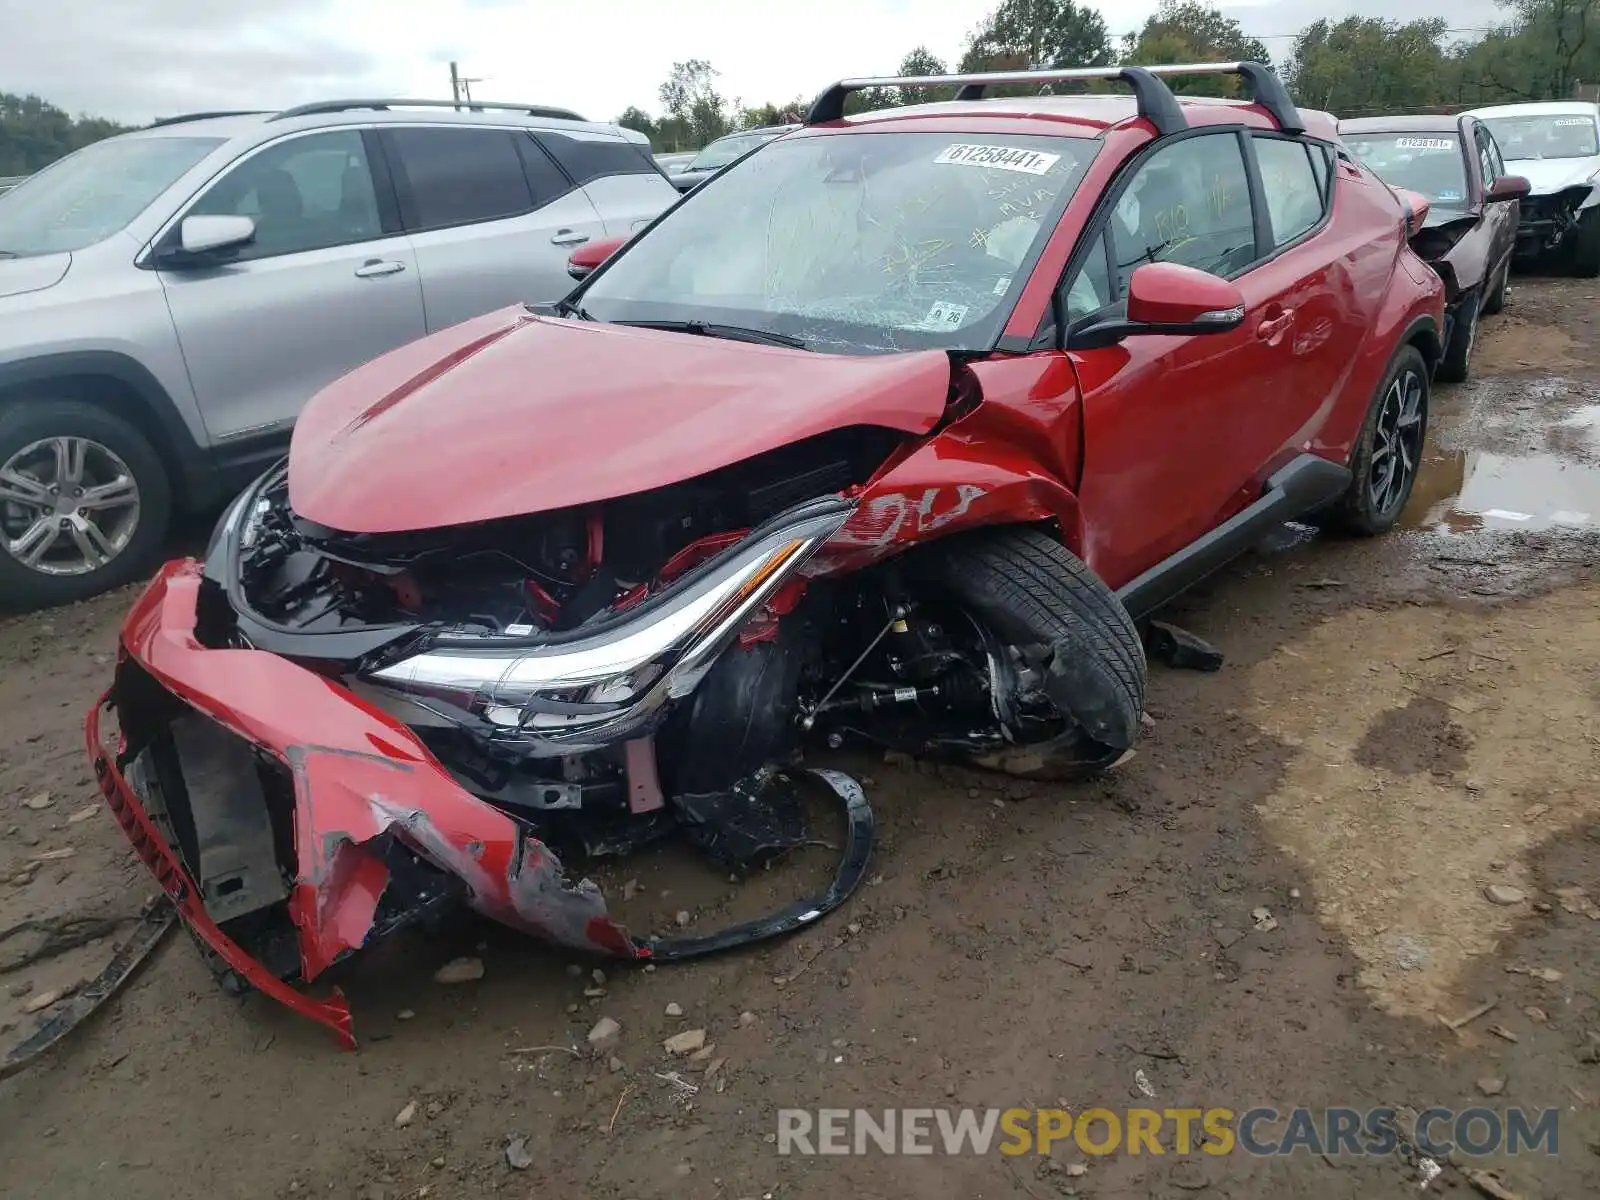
[1116,453,1351,621]
[637,769,873,962]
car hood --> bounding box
[1502,156,1600,195]
[288,306,951,534]
[0,252,70,300]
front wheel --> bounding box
[1569,208,1600,278]
[1313,344,1430,536]
[0,400,172,611]
[919,528,1146,780]
[1436,295,1478,384]
[1480,261,1509,316]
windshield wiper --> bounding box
[0,251,19,259]
[614,319,808,350]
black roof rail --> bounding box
[268,98,586,123]
[803,60,1303,138]
[149,110,269,128]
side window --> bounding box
[536,133,660,186]
[188,130,381,260]
[1063,228,1114,323]
[1475,127,1499,184]
[1307,141,1333,203]
[515,135,575,204]
[1108,132,1256,290]
[384,128,534,231]
[1486,132,1506,180]
[1254,136,1328,248]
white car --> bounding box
[1466,100,1600,274]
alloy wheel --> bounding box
[1368,368,1425,517]
[0,436,141,576]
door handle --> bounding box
[354,259,406,278]
[1256,309,1295,342]
[550,230,590,247]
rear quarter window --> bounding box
[536,133,661,185]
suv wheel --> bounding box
[0,400,172,610]
[1312,344,1430,537]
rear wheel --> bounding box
[920,527,1146,780]
[1314,345,1429,536]
[0,400,171,611]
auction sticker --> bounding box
[1396,138,1454,150]
[1556,117,1593,126]
[935,144,1060,174]
[921,300,969,328]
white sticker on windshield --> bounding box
[935,144,1061,175]
[1556,117,1593,126]
[1395,138,1454,150]
[922,301,969,329]
[993,276,1011,295]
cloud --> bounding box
[3,0,1513,127]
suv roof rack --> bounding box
[149,110,270,128]
[804,61,1304,138]
[268,98,586,123]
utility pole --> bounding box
[449,61,461,104]
[449,61,485,106]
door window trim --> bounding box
[139,125,404,269]
[1037,125,1339,349]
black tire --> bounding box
[1313,344,1430,537]
[0,400,172,611]
[1436,294,1477,384]
[1480,260,1508,315]
[1569,208,1600,278]
[918,527,1146,780]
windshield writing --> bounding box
[579,131,1092,354]
[1344,134,1470,206]
[1481,115,1599,161]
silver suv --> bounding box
[0,99,680,608]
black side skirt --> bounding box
[1115,453,1351,622]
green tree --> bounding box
[1121,2,1274,94]
[897,46,952,106]
[615,105,658,147]
[657,60,731,148]
[1288,18,1453,115]
[960,0,1113,73]
[0,92,127,176]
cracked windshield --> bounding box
[577,131,1092,352]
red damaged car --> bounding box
[88,62,1444,1045]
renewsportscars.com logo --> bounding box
[775,1107,1560,1157]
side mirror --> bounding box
[1487,174,1530,203]
[1067,262,1245,350]
[178,214,256,258]
[567,234,630,280]
[1392,186,1431,235]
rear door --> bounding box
[1061,129,1331,587]
[534,130,680,238]
[379,124,607,331]
[156,128,427,442]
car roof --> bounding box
[820,93,1339,142]
[1465,100,1600,121]
[1339,114,1463,135]
[111,104,645,146]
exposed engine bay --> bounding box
[1516,187,1595,257]
[93,413,1123,1048]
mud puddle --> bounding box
[1405,376,1600,536]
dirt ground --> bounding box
[3,275,1600,1199]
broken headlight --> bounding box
[362,500,852,746]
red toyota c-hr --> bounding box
[88,63,1444,1044]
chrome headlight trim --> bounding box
[363,499,853,746]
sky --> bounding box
[1,0,1512,127]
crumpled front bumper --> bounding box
[88,559,873,1048]
[88,559,641,1048]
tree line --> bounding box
[623,0,1600,151]
[2,0,1595,173]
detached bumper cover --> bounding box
[88,559,873,1047]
